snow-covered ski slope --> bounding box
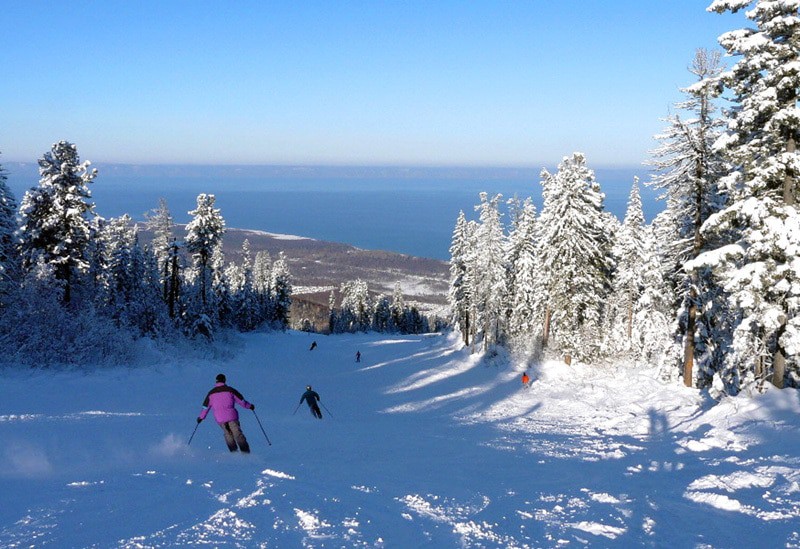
[1,331,798,547]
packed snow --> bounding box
[1,330,798,547]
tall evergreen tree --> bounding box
[535,153,611,360]
[698,0,800,390]
[506,198,539,353]
[390,282,406,333]
[270,251,292,329]
[339,279,371,332]
[145,198,175,302]
[605,178,647,354]
[185,193,225,310]
[253,250,273,321]
[448,211,474,346]
[18,141,97,304]
[650,48,728,387]
[471,193,507,350]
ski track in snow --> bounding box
[0,331,799,547]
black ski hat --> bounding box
[216,373,226,383]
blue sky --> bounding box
[1,1,743,167]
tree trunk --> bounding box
[772,339,786,389]
[784,136,796,205]
[626,300,633,340]
[463,309,470,346]
[168,245,180,319]
[542,306,551,348]
[772,136,796,388]
[683,296,697,388]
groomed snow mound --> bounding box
[1,331,798,547]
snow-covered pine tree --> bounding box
[605,178,647,355]
[18,141,98,304]
[471,193,507,351]
[145,198,175,302]
[535,153,612,361]
[338,279,371,332]
[448,211,474,345]
[390,282,406,333]
[253,250,273,321]
[211,247,231,328]
[234,239,259,331]
[130,236,171,337]
[372,294,392,332]
[649,48,729,387]
[0,158,20,307]
[633,224,674,364]
[95,215,137,324]
[185,193,225,311]
[506,197,539,354]
[165,238,182,319]
[328,289,337,333]
[270,251,292,329]
[696,0,800,390]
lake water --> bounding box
[5,165,662,261]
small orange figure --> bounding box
[521,371,530,388]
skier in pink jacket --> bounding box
[197,373,255,453]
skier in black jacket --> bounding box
[299,385,322,419]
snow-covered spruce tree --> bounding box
[253,250,273,321]
[696,0,800,390]
[92,216,169,337]
[505,197,539,355]
[338,279,372,332]
[390,282,406,332]
[211,247,232,328]
[233,239,260,331]
[604,178,647,355]
[131,237,172,337]
[633,224,674,364]
[448,211,474,345]
[18,141,97,304]
[328,289,337,333]
[372,294,392,332]
[165,238,183,319]
[535,153,612,361]
[0,158,20,307]
[649,48,729,387]
[185,193,225,311]
[270,251,292,329]
[145,198,175,302]
[95,215,136,324]
[471,193,507,351]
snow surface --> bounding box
[1,331,799,547]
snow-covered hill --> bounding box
[1,331,798,547]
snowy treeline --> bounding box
[450,0,800,395]
[0,142,292,365]
[326,280,442,335]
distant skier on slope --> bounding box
[309,341,317,351]
[355,350,361,362]
[197,373,255,452]
[521,371,531,388]
[299,385,323,419]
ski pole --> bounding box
[252,409,272,446]
[319,402,334,419]
[188,421,200,446]
[292,402,302,415]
